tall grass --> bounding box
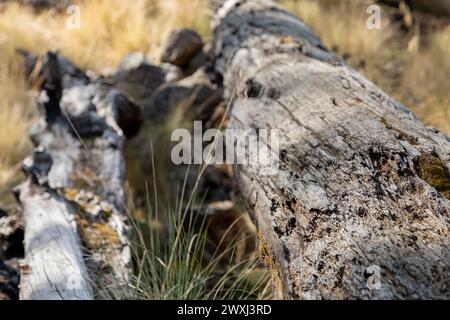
[126,195,270,300]
[281,0,450,135]
[399,26,450,134]
[0,47,37,209]
[282,0,394,62]
[120,81,270,299]
[281,0,400,87]
[0,0,210,70]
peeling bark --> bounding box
[212,0,450,299]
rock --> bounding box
[109,88,143,138]
[114,61,166,103]
[184,48,208,76]
[143,84,191,121]
[143,69,222,122]
[161,28,203,68]
[113,53,183,104]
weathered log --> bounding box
[18,181,94,300]
[212,0,450,299]
[17,51,139,299]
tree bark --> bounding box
[17,51,139,299]
[18,181,94,300]
[211,0,450,299]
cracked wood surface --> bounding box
[212,0,450,299]
[17,52,136,299]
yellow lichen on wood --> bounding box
[63,187,114,218]
[63,188,80,202]
[258,231,286,299]
[71,167,102,190]
[418,152,450,200]
[76,215,121,251]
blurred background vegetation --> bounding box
[0,0,448,298]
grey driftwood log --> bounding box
[17,51,140,299]
[211,0,450,299]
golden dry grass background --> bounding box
[0,0,449,208]
[283,0,450,135]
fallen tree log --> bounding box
[18,181,94,300]
[17,51,141,299]
[211,0,450,299]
